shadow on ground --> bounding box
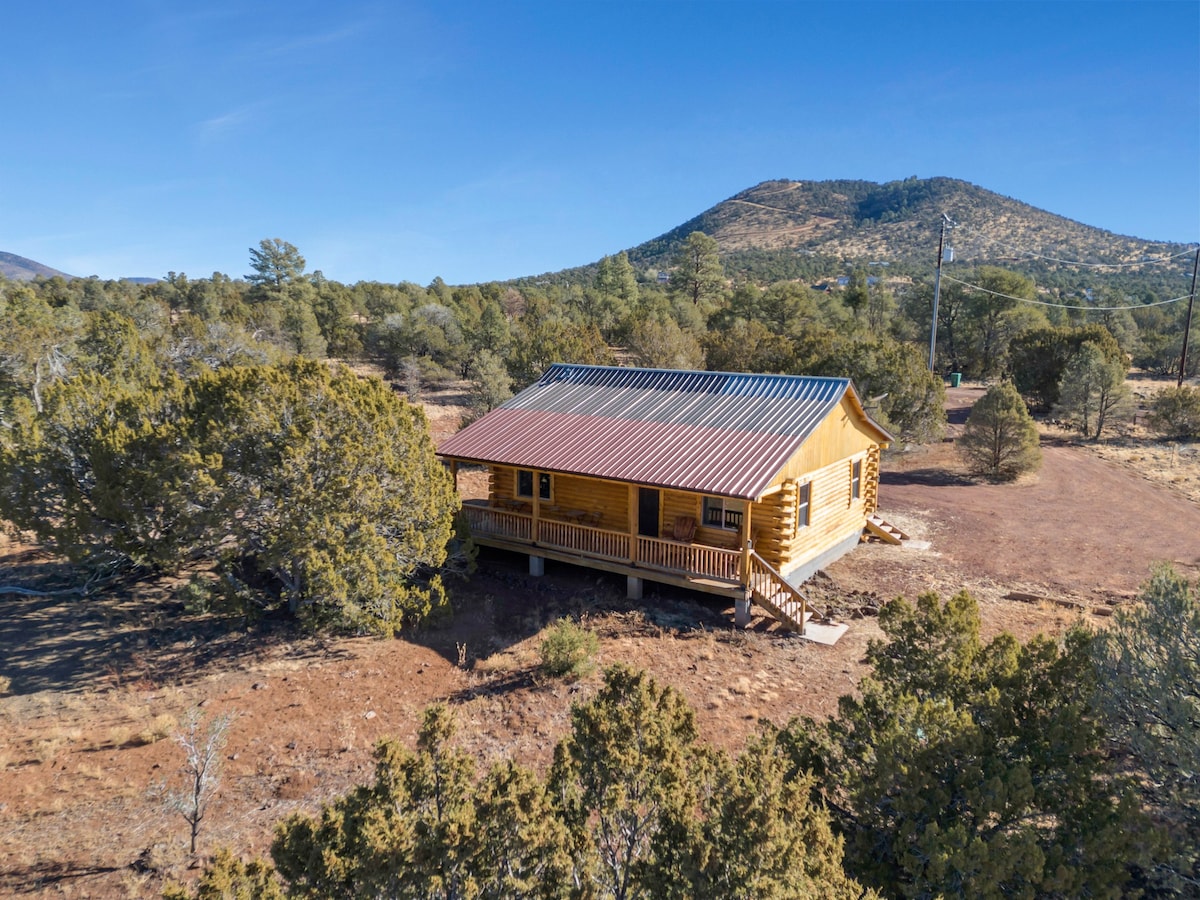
[0,550,343,696]
[0,544,738,697]
[422,546,735,671]
[881,468,976,487]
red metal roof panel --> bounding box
[437,364,893,500]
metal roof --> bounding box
[438,364,892,500]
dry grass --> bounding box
[1090,439,1200,503]
[136,713,178,746]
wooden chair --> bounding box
[672,515,697,543]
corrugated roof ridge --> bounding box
[542,363,850,393]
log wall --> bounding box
[553,475,629,529]
[774,397,880,485]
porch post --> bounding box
[449,459,458,490]
[739,501,753,589]
[532,487,541,547]
[627,576,643,600]
[628,484,638,565]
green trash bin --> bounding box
[949,372,962,387]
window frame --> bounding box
[703,496,745,531]
[795,481,811,536]
[517,469,552,501]
[851,459,862,501]
[516,469,534,498]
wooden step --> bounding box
[865,514,908,545]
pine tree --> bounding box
[957,381,1042,479]
[1055,340,1131,439]
[669,231,725,310]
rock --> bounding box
[1005,591,1044,603]
[1052,598,1084,610]
[364,710,377,720]
[252,681,268,690]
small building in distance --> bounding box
[438,364,894,636]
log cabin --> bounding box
[437,364,895,635]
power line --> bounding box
[941,274,1193,311]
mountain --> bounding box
[0,253,160,283]
[537,177,1193,296]
[0,251,73,281]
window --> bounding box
[517,469,552,501]
[703,496,745,531]
[795,482,811,535]
[851,459,862,501]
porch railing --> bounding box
[636,536,740,582]
[462,503,740,584]
[538,519,630,560]
[461,504,532,541]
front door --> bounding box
[637,488,660,538]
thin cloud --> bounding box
[196,104,260,141]
[252,21,365,59]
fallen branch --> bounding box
[0,584,85,597]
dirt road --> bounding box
[877,387,1200,595]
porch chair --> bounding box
[671,515,697,543]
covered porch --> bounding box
[459,499,814,635]
[461,499,742,593]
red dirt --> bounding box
[0,382,1193,897]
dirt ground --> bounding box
[1,381,1196,898]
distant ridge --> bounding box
[0,252,159,283]
[0,251,73,281]
[630,177,1190,272]
[521,177,1193,293]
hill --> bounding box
[527,177,1194,296]
[0,251,73,281]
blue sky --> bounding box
[2,1,1196,284]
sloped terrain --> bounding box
[0,251,72,282]
[0,385,1195,897]
[628,177,1189,271]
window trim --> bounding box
[516,468,534,498]
[516,469,552,501]
[795,481,811,536]
[851,459,862,501]
[703,496,745,531]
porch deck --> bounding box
[460,501,744,597]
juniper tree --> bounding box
[272,706,571,900]
[1093,565,1200,893]
[783,590,1149,899]
[0,360,458,633]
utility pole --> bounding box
[1178,246,1199,388]
[928,213,952,371]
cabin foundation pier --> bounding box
[627,576,643,601]
[529,555,544,577]
[735,593,752,628]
